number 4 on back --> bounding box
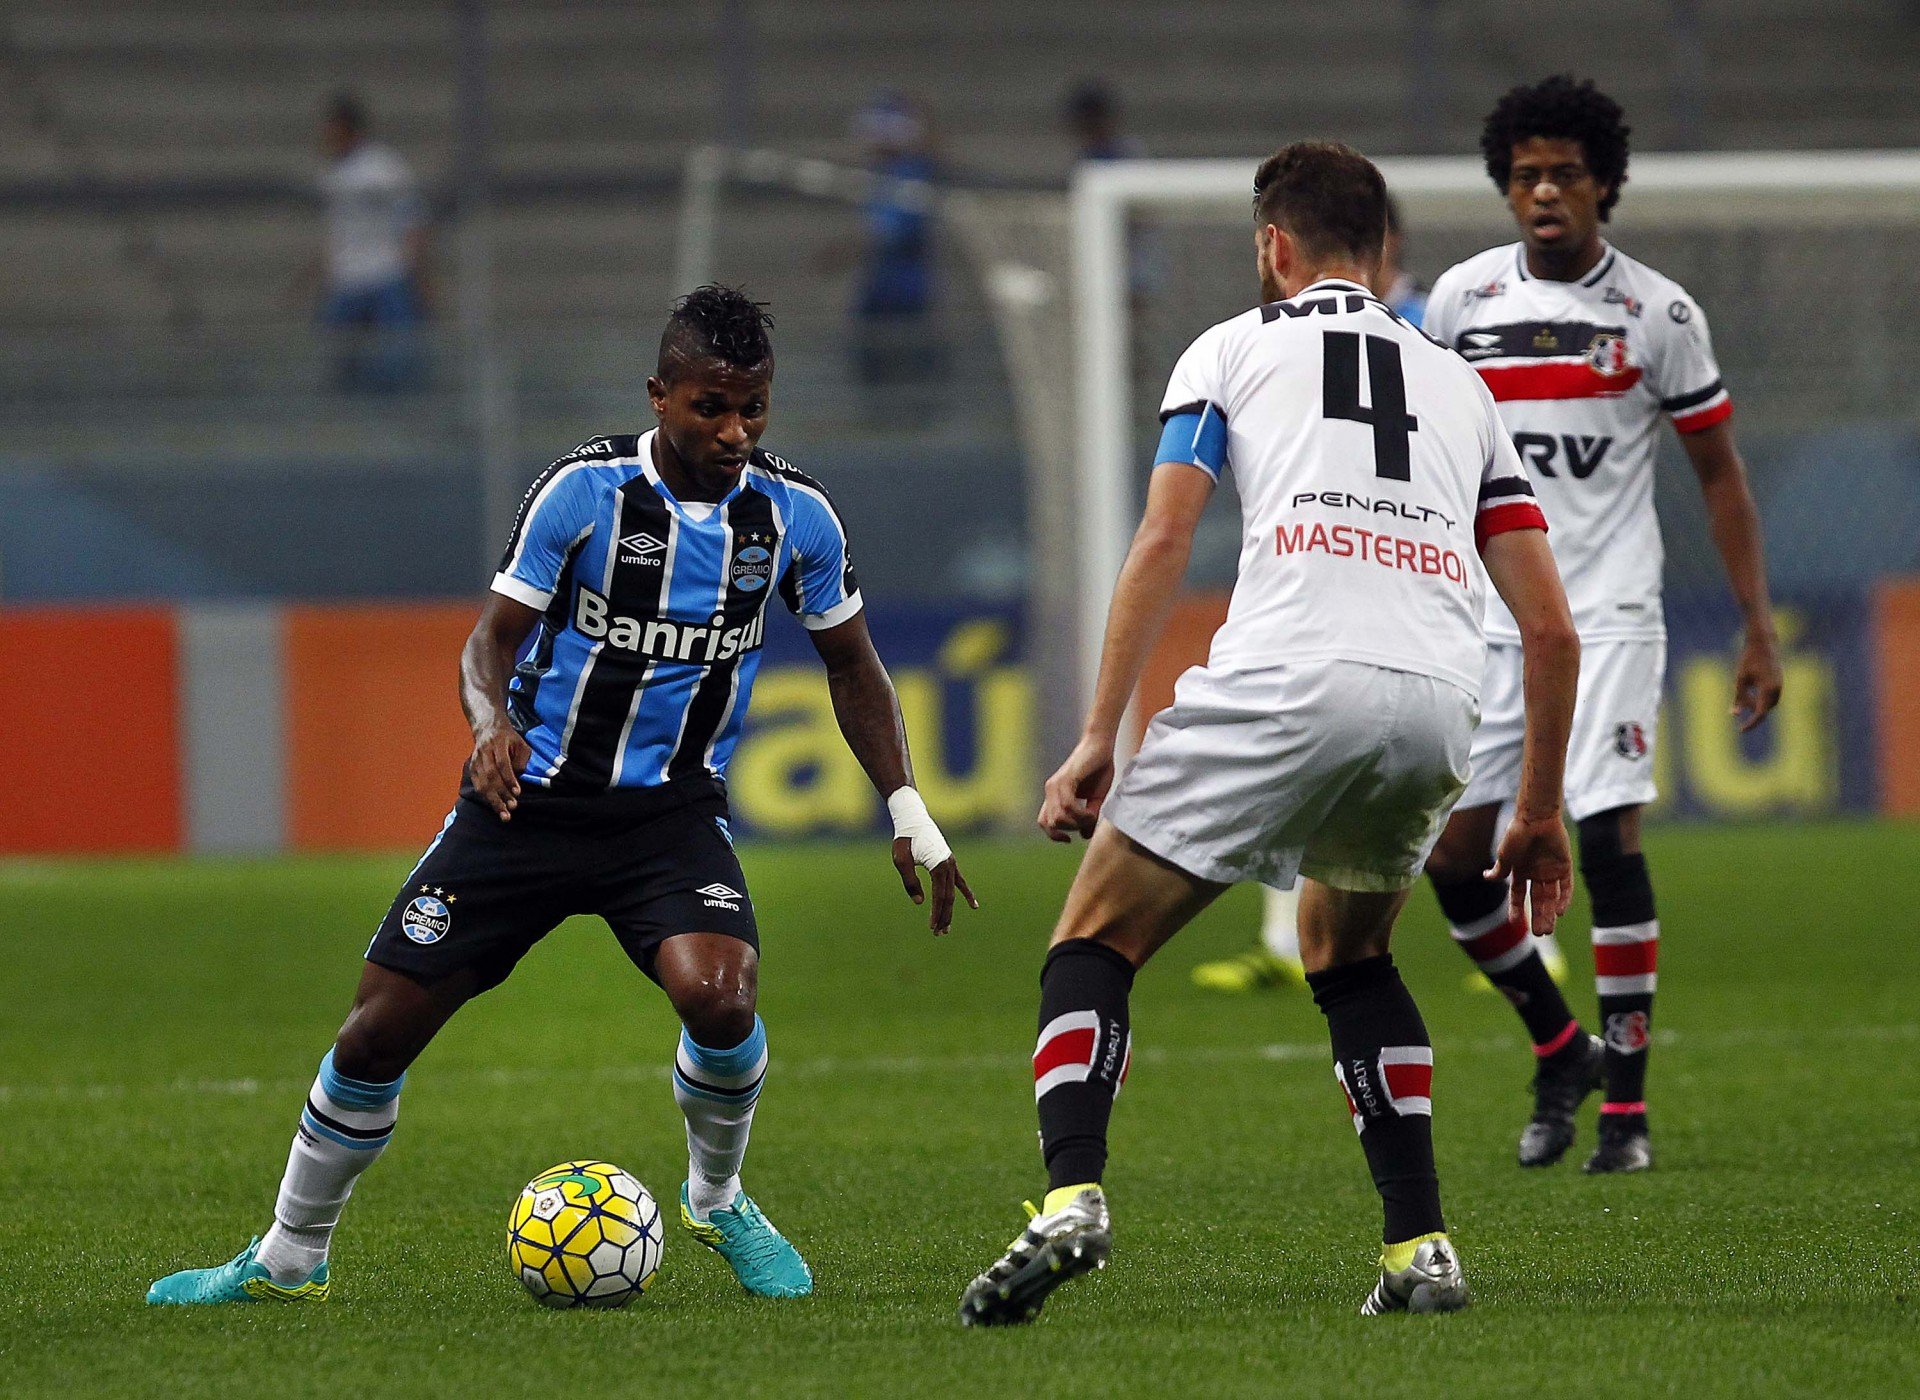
[1323,331,1419,481]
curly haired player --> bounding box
[1420,76,1782,1173]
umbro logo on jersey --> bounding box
[697,882,743,910]
[1461,331,1504,359]
[619,531,667,565]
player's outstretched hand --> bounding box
[1486,808,1574,935]
[1038,737,1115,843]
[469,723,532,822]
[1732,626,1784,733]
[891,839,979,936]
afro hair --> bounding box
[1480,75,1631,221]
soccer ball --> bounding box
[507,1160,663,1308]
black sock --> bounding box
[1034,939,1135,1191]
[1432,875,1584,1055]
[1584,849,1657,1128]
[1308,954,1445,1244]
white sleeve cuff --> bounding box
[490,572,554,610]
[799,590,864,631]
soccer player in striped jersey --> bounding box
[1419,77,1782,1173]
[148,285,976,1306]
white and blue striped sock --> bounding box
[673,1017,768,1220]
[256,1050,403,1284]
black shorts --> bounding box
[365,776,758,991]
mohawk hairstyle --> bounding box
[657,284,775,380]
[1481,75,1631,221]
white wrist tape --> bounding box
[887,787,952,872]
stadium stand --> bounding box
[0,0,1915,602]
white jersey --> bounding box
[1424,243,1731,645]
[1157,276,1546,699]
[319,142,425,292]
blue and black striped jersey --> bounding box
[490,431,861,792]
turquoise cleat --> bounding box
[680,1184,814,1298]
[146,1237,330,1305]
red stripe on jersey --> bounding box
[1475,501,1549,552]
[1032,1028,1096,1081]
[1383,1060,1433,1102]
[1477,361,1644,403]
[1460,918,1528,964]
[1594,942,1660,978]
[1672,397,1733,433]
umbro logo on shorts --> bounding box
[697,882,743,910]
[619,531,667,565]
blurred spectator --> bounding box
[848,91,944,398]
[1374,194,1428,328]
[1063,79,1145,164]
[308,93,431,392]
[1062,79,1163,301]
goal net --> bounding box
[948,152,1920,777]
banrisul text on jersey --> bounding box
[490,432,861,792]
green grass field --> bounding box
[4,822,1917,1397]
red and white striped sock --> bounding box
[1593,918,1658,1123]
[1435,878,1583,1054]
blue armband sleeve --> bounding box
[1153,402,1229,480]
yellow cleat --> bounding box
[1191,948,1308,994]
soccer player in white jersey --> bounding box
[1420,77,1782,1175]
[959,142,1580,1325]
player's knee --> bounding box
[1298,926,1390,975]
[1046,924,1149,969]
[1578,821,1655,929]
[673,977,758,1050]
[1423,840,1484,888]
[1576,807,1641,866]
[330,1021,414,1085]
[1423,809,1498,886]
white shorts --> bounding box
[1103,661,1476,893]
[1458,639,1664,823]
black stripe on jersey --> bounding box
[1478,475,1536,504]
[1158,398,1228,424]
[1660,379,1724,413]
[552,482,675,791]
[669,487,780,780]
[754,448,860,608]
[496,434,638,572]
[1451,320,1626,363]
[506,548,581,736]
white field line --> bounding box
[5,1022,1915,1107]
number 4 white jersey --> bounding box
[1156,276,1546,699]
[1424,242,1731,646]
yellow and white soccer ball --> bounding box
[508,1160,663,1308]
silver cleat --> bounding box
[958,1187,1112,1327]
[1360,1235,1471,1316]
